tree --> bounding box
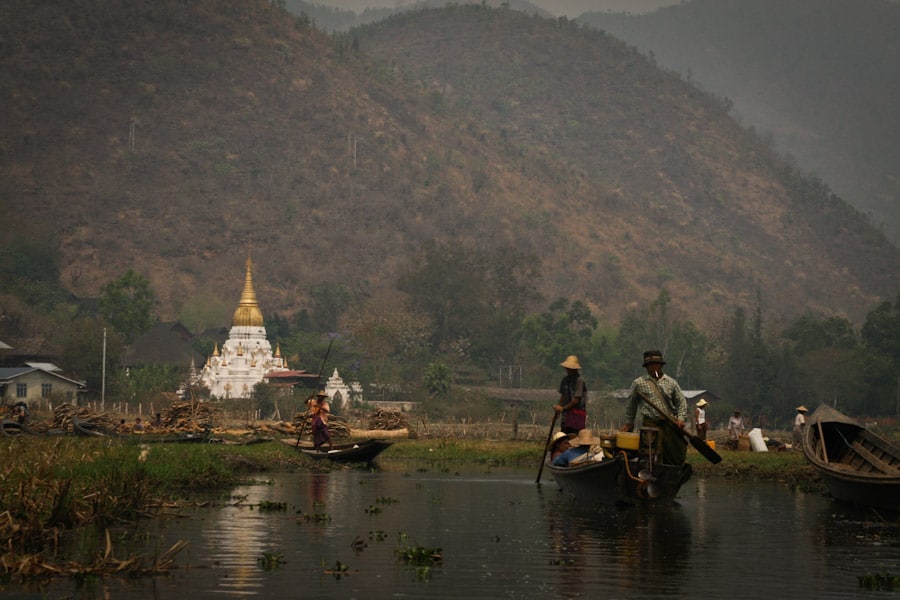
[860,294,900,415]
[517,298,597,386]
[99,270,155,343]
[398,241,538,367]
[424,361,452,396]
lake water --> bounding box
[5,462,899,599]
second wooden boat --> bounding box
[801,404,900,511]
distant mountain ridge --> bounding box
[579,0,900,245]
[1,0,898,349]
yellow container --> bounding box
[706,440,716,450]
[616,431,640,450]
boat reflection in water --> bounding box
[543,493,692,598]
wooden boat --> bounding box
[280,438,394,462]
[1,418,35,436]
[71,415,111,437]
[801,404,900,511]
[546,451,692,506]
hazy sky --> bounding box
[317,0,679,17]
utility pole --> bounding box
[128,116,136,151]
[101,328,107,411]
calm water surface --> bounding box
[6,462,899,599]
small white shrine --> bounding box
[198,257,289,399]
[323,368,360,411]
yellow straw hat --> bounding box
[560,355,582,370]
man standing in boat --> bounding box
[620,350,688,465]
[554,355,588,435]
[307,390,333,452]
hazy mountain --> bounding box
[1,0,898,349]
[579,0,900,245]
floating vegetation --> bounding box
[369,530,388,542]
[323,560,350,579]
[256,500,288,512]
[550,558,577,566]
[351,536,367,552]
[858,572,900,591]
[364,505,382,514]
[396,544,443,567]
[375,496,399,504]
[296,511,332,524]
[258,549,286,571]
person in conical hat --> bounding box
[792,405,808,450]
[547,431,573,462]
[554,355,588,435]
[551,429,599,466]
[693,398,709,441]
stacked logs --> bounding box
[157,400,218,432]
[367,409,410,431]
[52,403,118,433]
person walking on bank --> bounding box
[793,405,808,450]
[620,350,688,466]
[694,399,709,441]
[554,355,588,435]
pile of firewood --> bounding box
[52,403,118,433]
[158,400,218,432]
[367,409,410,431]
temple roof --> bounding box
[232,256,264,327]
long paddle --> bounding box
[635,389,722,464]
[535,411,560,484]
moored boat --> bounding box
[1,418,35,436]
[801,404,900,511]
[280,438,394,463]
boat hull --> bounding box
[281,438,394,463]
[802,405,900,511]
[547,452,692,506]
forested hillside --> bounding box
[579,0,900,245]
[1,0,899,415]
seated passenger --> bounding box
[548,431,573,462]
[552,429,602,466]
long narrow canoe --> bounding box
[280,438,394,463]
[801,404,900,511]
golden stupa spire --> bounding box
[232,254,264,327]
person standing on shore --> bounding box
[554,355,588,435]
[793,405,808,449]
[694,399,709,441]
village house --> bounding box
[0,362,87,409]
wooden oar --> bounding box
[535,411,559,484]
[635,390,722,464]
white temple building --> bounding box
[198,257,290,399]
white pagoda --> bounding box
[199,256,289,399]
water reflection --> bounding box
[6,469,900,600]
[544,497,692,598]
